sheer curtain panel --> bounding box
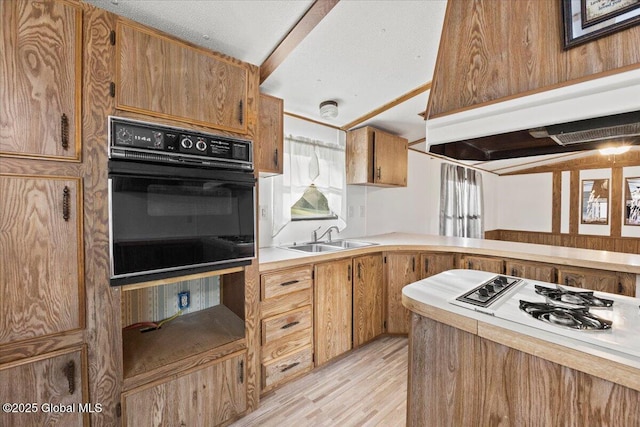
[439,163,484,238]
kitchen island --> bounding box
[402,269,640,426]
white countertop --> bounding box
[259,232,640,274]
[403,269,640,371]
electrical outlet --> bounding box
[178,291,190,310]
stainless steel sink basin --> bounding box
[322,240,378,249]
[283,240,378,253]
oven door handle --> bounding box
[108,159,256,184]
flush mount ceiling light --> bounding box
[599,145,631,155]
[319,100,338,120]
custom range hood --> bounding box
[426,68,640,161]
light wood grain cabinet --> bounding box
[385,252,420,334]
[123,351,247,427]
[0,174,84,346]
[0,347,87,427]
[346,126,408,187]
[460,255,504,274]
[353,254,384,348]
[556,266,635,296]
[260,266,313,392]
[314,259,353,366]
[116,20,248,134]
[506,260,556,282]
[257,93,283,174]
[0,0,82,161]
[420,252,456,279]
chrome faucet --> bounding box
[312,225,339,242]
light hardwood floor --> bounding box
[231,336,408,427]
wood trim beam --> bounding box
[569,170,579,235]
[340,82,432,131]
[260,0,340,84]
[408,138,426,146]
[503,148,640,175]
[408,148,499,175]
[284,111,343,131]
[552,171,562,234]
[611,167,623,237]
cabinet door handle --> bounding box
[238,360,244,384]
[618,282,623,294]
[238,99,244,125]
[62,360,75,395]
[62,186,70,222]
[511,267,517,276]
[281,321,299,330]
[468,261,473,269]
[61,114,69,150]
[412,257,415,272]
[348,264,352,280]
[281,362,300,373]
[376,166,382,180]
[280,280,299,287]
[357,263,362,280]
[274,148,278,167]
[424,259,429,274]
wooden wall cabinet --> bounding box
[0,0,82,161]
[122,351,247,427]
[420,253,456,279]
[459,255,504,274]
[557,266,635,296]
[314,259,353,366]
[353,254,384,348]
[506,260,556,282]
[346,126,408,187]
[116,20,248,134]
[0,347,88,427]
[0,175,84,346]
[260,266,314,392]
[385,252,420,334]
[257,93,283,174]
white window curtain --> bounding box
[439,163,484,238]
[271,135,347,237]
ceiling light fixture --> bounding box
[599,145,631,156]
[319,100,338,120]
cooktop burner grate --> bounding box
[534,285,614,307]
[519,301,612,330]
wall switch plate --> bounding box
[178,291,190,310]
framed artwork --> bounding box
[581,179,609,224]
[562,0,640,49]
[624,177,640,225]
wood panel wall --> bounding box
[427,0,640,119]
[485,229,640,255]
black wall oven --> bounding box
[108,117,256,286]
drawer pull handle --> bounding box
[62,186,70,221]
[61,114,69,150]
[281,362,300,373]
[280,280,299,287]
[281,321,300,330]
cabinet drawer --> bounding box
[262,306,312,345]
[261,288,312,319]
[262,345,313,390]
[261,266,313,300]
[261,329,312,363]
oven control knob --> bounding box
[485,284,495,293]
[181,137,194,149]
[195,139,207,152]
[478,288,489,297]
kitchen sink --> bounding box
[284,240,378,253]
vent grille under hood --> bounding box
[529,111,640,146]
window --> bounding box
[439,164,484,238]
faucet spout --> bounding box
[315,225,340,242]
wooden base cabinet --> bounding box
[314,259,353,366]
[420,253,455,279]
[122,351,247,427]
[260,266,314,392]
[557,266,635,296]
[506,260,556,282]
[385,252,420,334]
[353,254,384,348]
[459,255,504,274]
[0,347,88,427]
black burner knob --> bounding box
[485,284,495,293]
[478,288,489,297]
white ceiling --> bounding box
[84,0,607,175]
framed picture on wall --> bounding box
[624,177,640,225]
[562,0,640,49]
[581,179,609,224]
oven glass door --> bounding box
[109,161,255,285]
